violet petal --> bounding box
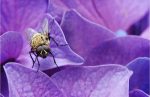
[129,89,149,97]
[51,64,132,97]
[93,0,149,31]
[26,14,84,70]
[61,10,115,59]
[127,57,150,94]
[4,62,66,97]
[1,0,48,35]
[51,0,149,31]
[141,27,150,40]
[0,93,4,97]
[85,36,150,65]
[1,70,9,97]
[0,32,23,65]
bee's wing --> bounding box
[39,18,49,34]
[25,28,38,42]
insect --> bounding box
[27,18,67,71]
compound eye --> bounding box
[45,36,49,41]
[47,33,50,40]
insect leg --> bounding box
[49,51,60,71]
[35,55,40,72]
[50,36,68,47]
[49,19,68,47]
[29,51,36,68]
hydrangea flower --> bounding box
[1,0,149,97]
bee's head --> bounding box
[43,33,50,41]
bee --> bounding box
[27,18,67,71]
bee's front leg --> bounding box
[29,51,36,68]
[35,55,40,72]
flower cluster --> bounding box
[0,0,149,97]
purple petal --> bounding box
[85,36,150,65]
[16,53,33,68]
[51,64,132,97]
[51,0,149,31]
[4,62,66,97]
[1,71,9,97]
[61,10,115,60]
[93,0,149,31]
[0,32,23,65]
[127,57,149,94]
[141,27,150,40]
[129,89,149,97]
[0,93,4,97]
[1,0,48,35]
[25,14,84,70]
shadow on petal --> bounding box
[0,69,9,97]
[127,57,150,94]
[127,11,149,35]
[0,93,4,97]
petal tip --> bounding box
[3,62,17,72]
[1,31,23,64]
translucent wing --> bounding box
[39,18,49,34]
[25,18,52,43]
[25,28,38,42]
